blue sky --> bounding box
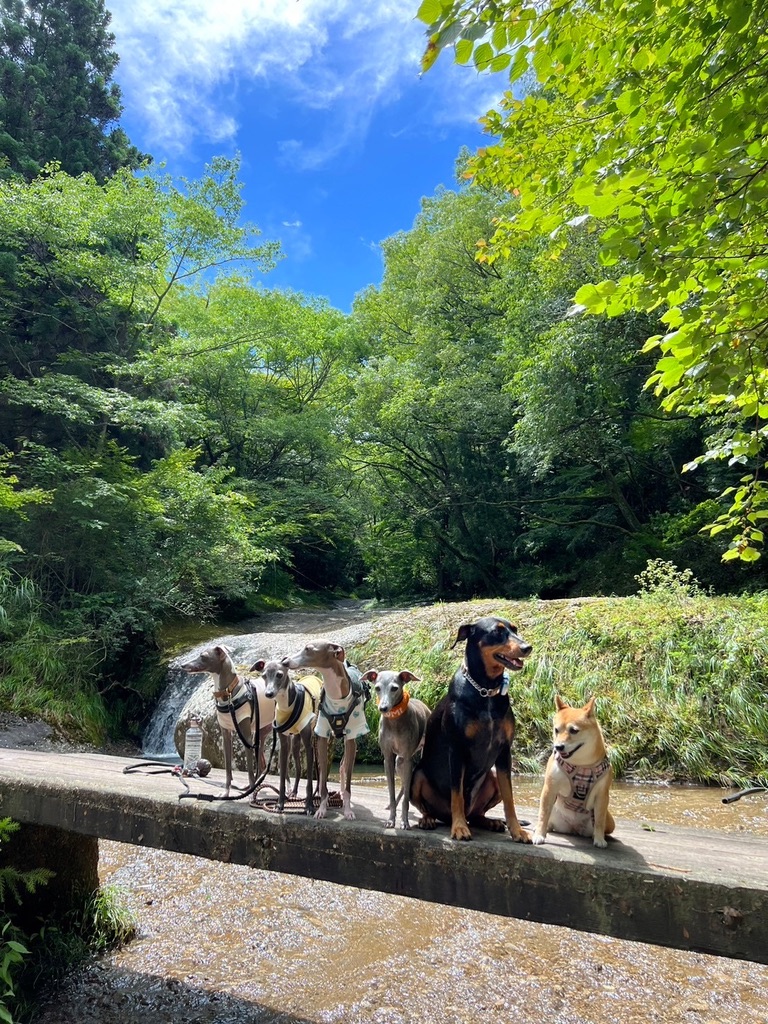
[106,0,502,312]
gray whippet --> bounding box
[362,669,430,829]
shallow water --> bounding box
[34,779,768,1024]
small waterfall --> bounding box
[141,663,199,757]
[141,605,385,757]
[141,635,260,757]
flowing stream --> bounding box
[33,604,768,1024]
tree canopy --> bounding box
[0,0,146,180]
[417,0,768,562]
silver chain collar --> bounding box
[461,663,509,698]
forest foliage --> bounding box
[1,0,767,743]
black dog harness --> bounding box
[215,675,259,751]
[317,663,370,739]
[273,681,320,735]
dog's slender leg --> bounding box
[590,778,614,848]
[302,729,313,815]
[222,729,234,798]
[289,735,301,799]
[448,749,471,840]
[383,750,397,828]
[258,724,271,774]
[536,757,561,843]
[340,737,356,820]
[277,734,290,812]
[314,736,329,819]
[533,765,558,845]
[398,755,414,830]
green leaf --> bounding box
[416,0,444,25]
[492,23,508,51]
[455,38,473,64]
[572,283,605,312]
[490,52,512,72]
[474,41,494,70]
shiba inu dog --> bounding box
[533,695,615,848]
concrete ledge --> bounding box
[0,750,765,964]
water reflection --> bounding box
[35,780,768,1024]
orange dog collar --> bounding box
[379,690,410,719]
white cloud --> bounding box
[107,0,499,160]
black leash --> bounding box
[122,721,280,803]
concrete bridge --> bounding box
[0,748,765,965]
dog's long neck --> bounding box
[273,679,297,711]
[314,663,350,701]
[213,654,239,697]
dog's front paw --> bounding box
[384,818,396,828]
[398,819,411,830]
[593,836,608,849]
[418,815,438,831]
[343,807,356,821]
[314,802,328,820]
[532,832,547,845]
[510,827,532,844]
[451,822,472,841]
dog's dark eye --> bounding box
[569,726,579,734]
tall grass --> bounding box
[0,570,107,744]
[352,591,768,787]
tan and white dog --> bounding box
[533,695,615,849]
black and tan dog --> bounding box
[410,617,532,842]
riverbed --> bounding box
[33,777,768,1024]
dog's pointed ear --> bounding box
[398,671,421,683]
[250,659,266,673]
[361,670,378,683]
[555,694,569,710]
[451,623,473,649]
[584,696,596,716]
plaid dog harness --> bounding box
[555,752,611,814]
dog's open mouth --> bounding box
[495,653,526,671]
[558,744,583,760]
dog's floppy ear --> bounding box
[398,671,421,683]
[332,644,346,661]
[361,670,378,683]
[555,694,570,710]
[250,659,266,673]
[451,623,473,649]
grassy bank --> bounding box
[351,588,768,788]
